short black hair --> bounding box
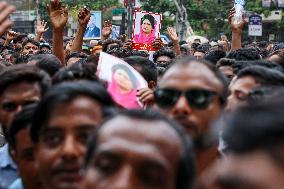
[102,39,122,52]
[216,58,236,68]
[232,60,283,75]
[22,38,40,49]
[124,56,158,83]
[168,56,228,106]
[66,51,87,62]
[28,54,62,77]
[204,50,226,65]
[226,48,261,61]
[30,81,116,143]
[222,100,284,165]
[84,109,196,189]
[268,49,284,68]
[153,48,176,63]
[52,62,99,84]
[0,64,51,96]
[237,66,284,86]
[13,34,27,44]
[7,103,37,150]
[140,14,155,29]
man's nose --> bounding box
[112,165,134,189]
[171,95,193,116]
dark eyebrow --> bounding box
[75,124,97,131]
[216,175,256,189]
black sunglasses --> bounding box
[154,88,217,109]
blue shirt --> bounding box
[9,178,23,189]
[0,145,18,186]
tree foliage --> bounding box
[38,0,123,22]
[140,0,283,39]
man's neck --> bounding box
[196,144,219,175]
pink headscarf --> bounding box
[107,71,141,110]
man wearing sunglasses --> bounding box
[154,56,228,174]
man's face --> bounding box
[83,116,182,189]
[0,82,41,132]
[35,96,103,189]
[218,66,234,82]
[12,127,41,189]
[198,151,284,189]
[156,56,171,67]
[156,62,223,139]
[22,42,39,56]
[226,76,258,111]
[194,51,205,60]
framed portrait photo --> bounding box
[132,11,162,52]
[84,11,102,40]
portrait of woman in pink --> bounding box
[133,14,156,45]
[107,64,140,109]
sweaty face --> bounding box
[12,127,41,189]
[226,76,259,111]
[0,82,41,132]
[156,62,223,139]
[22,42,39,56]
[142,19,153,34]
[83,116,182,189]
[35,96,103,189]
[114,69,133,93]
[198,151,284,189]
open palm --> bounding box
[47,0,68,30]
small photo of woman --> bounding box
[107,64,140,109]
[132,12,162,46]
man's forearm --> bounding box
[71,26,86,52]
[173,42,181,56]
[231,32,242,51]
[53,29,65,65]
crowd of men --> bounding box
[0,0,284,189]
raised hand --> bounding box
[228,7,246,34]
[137,88,155,107]
[102,20,112,39]
[167,27,179,43]
[0,2,16,36]
[36,20,49,34]
[47,0,68,31]
[78,7,91,28]
[152,38,164,50]
[6,31,19,41]
[122,39,133,50]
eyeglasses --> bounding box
[154,88,217,109]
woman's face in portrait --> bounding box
[142,19,153,34]
[114,69,133,92]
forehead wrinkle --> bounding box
[98,116,183,161]
[159,62,223,92]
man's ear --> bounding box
[148,81,156,90]
[9,146,17,163]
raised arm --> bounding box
[167,27,181,55]
[71,7,90,52]
[47,0,68,65]
[101,20,112,41]
[3,31,19,46]
[0,2,15,36]
[229,8,245,51]
[35,20,49,42]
